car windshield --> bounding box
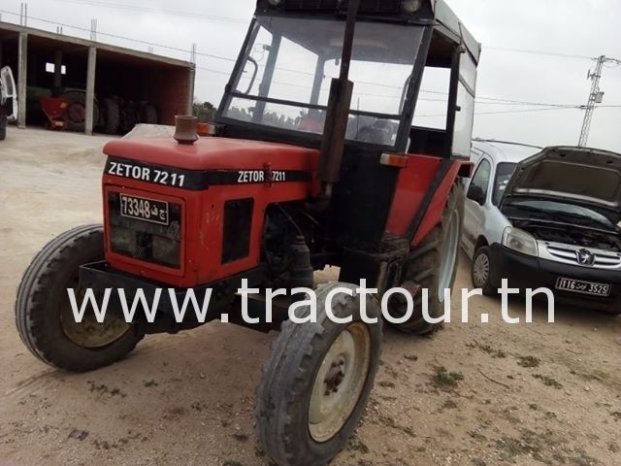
[492,162,517,205]
[222,16,425,147]
[511,200,616,230]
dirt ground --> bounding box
[1,128,620,466]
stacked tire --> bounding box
[0,106,7,141]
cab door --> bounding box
[462,154,492,257]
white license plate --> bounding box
[120,194,169,226]
[555,277,611,297]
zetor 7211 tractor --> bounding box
[16,1,480,464]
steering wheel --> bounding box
[355,119,397,145]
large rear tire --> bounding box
[15,225,143,372]
[140,103,158,124]
[0,108,7,141]
[389,183,465,335]
[256,283,382,466]
[101,98,120,135]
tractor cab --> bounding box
[218,0,480,158]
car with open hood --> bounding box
[462,140,621,315]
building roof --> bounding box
[0,20,195,70]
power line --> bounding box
[50,0,248,24]
[475,105,620,116]
[485,46,592,60]
[417,105,620,119]
[3,5,619,119]
[0,7,236,62]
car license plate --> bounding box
[120,194,169,226]
[555,277,611,297]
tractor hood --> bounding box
[103,137,320,173]
[501,146,621,224]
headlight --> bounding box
[502,227,538,257]
[402,0,423,13]
[267,0,282,6]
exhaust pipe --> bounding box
[318,0,361,201]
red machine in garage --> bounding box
[39,97,70,130]
[16,1,480,464]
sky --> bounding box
[1,0,620,152]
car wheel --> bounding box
[471,246,498,296]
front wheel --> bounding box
[471,246,498,296]
[15,225,143,372]
[256,283,382,466]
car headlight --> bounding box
[502,227,538,257]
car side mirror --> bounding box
[467,185,486,205]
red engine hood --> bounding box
[103,137,320,171]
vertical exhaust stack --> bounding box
[318,0,361,201]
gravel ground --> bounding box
[1,128,620,466]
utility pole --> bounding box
[90,18,98,42]
[578,55,621,147]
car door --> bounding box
[0,66,18,121]
[462,155,493,258]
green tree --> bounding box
[192,101,217,122]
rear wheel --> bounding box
[101,98,120,135]
[0,107,7,140]
[140,103,158,124]
[389,183,465,335]
[256,283,382,466]
[15,225,143,372]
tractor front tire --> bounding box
[390,183,465,335]
[256,283,382,466]
[15,225,143,372]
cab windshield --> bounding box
[222,16,425,147]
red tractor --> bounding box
[15,1,480,464]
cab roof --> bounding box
[256,0,481,64]
[431,0,481,63]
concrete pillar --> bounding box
[186,66,195,115]
[85,46,97,135]
[53,49,63,89]
[17,32,27,128]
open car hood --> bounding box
[501,146,621,221]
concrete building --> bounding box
[0,20,195,134]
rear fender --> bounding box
[386,154,472,246]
